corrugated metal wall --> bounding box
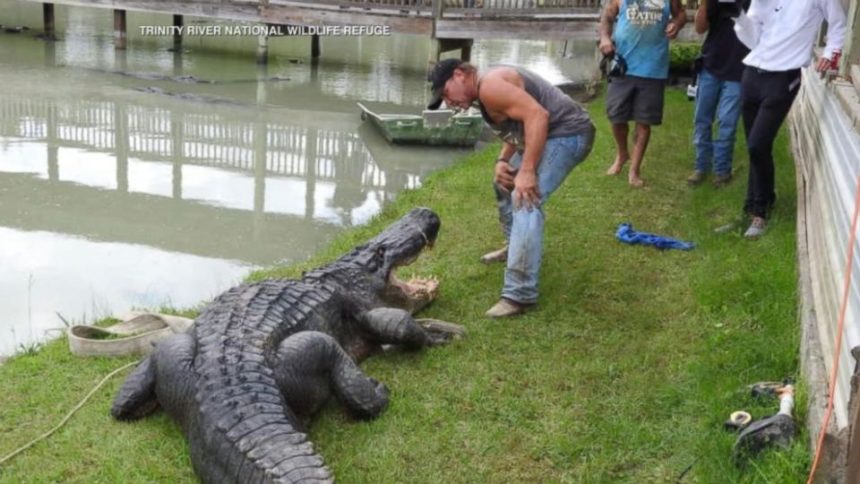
[790,69,860,431]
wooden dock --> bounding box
[24,0,609,62]
[28,0,603,38]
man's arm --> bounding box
[665,0,687,39]
[498,143,517,162]
[494,142,518,192]
[814,0,847,72]
[732,0,762,50]
[479,76,549,207]
[821,0,847,60]
[599,0,620,55]
[694,0,709,35]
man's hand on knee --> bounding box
[513,169,540,209]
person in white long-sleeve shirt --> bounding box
[733,0,846,239]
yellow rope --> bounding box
[0,360,140,467]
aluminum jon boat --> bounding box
[357,102,484,147]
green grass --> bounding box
[670,42,702,76]
[0,88,805,483]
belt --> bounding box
[749,66,800,75]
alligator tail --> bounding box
[193,343,333,484]
[189,282,335,482]
[192,372,333,483]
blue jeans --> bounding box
[693,68,742,176]
[494,129,594,304]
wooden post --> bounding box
[172,15,183,74]
[304,128,317,221]
[170,110,183,199]
[113,9,127,50]
[114,48,127,72]
[436,38,473,61]
[42,3,55,41]
[432,0,443,38]
[114,101,129,192]
[428,37,440,63]
[252,119,267,224]
[310,59,319,82]
[256,32,268,64]
[173,15,183,50]
[44,39,56,67]
[311,34,320,59]
[256,64,268,105]
[46,104,58,182]
[172,48,182,75]
[461,39,473,62]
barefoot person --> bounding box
[599,0,686,187]
[426,59,595,318]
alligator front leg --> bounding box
[359,308,466,349]
[275,331,390,421]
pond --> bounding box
[0,0,600,357]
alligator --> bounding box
[111,207,463,483]
[85,66,291,84]
[131,86,243,106]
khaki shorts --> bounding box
[606,75,666,126]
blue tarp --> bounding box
[616,223,695,251]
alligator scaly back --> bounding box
[111,208,463,483]
[190,280,334,482]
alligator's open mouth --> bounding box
[382,262,439,314]
[367,207,441,313]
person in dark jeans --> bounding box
[686,0,749,188]
[734,0,846,239]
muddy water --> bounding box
[0,0,600,356]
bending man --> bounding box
[426,59,595,318]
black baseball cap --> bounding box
[426,58,463,110]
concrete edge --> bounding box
[790,116,848,483]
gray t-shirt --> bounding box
[477,66,593,149]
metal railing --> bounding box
[271,0,603,16]
[446,0,602,15]
[0,96,394,188]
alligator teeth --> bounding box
[386,271,440,301]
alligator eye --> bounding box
[376,247,386,258]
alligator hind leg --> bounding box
[111,333,197,422]
[359,307,466,349]
[275,331,390,421]
[148,333,197,424]
[111,355,159,420]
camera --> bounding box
[686,83,697,101]
[688,55,703,101]
[600,53,628,81]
